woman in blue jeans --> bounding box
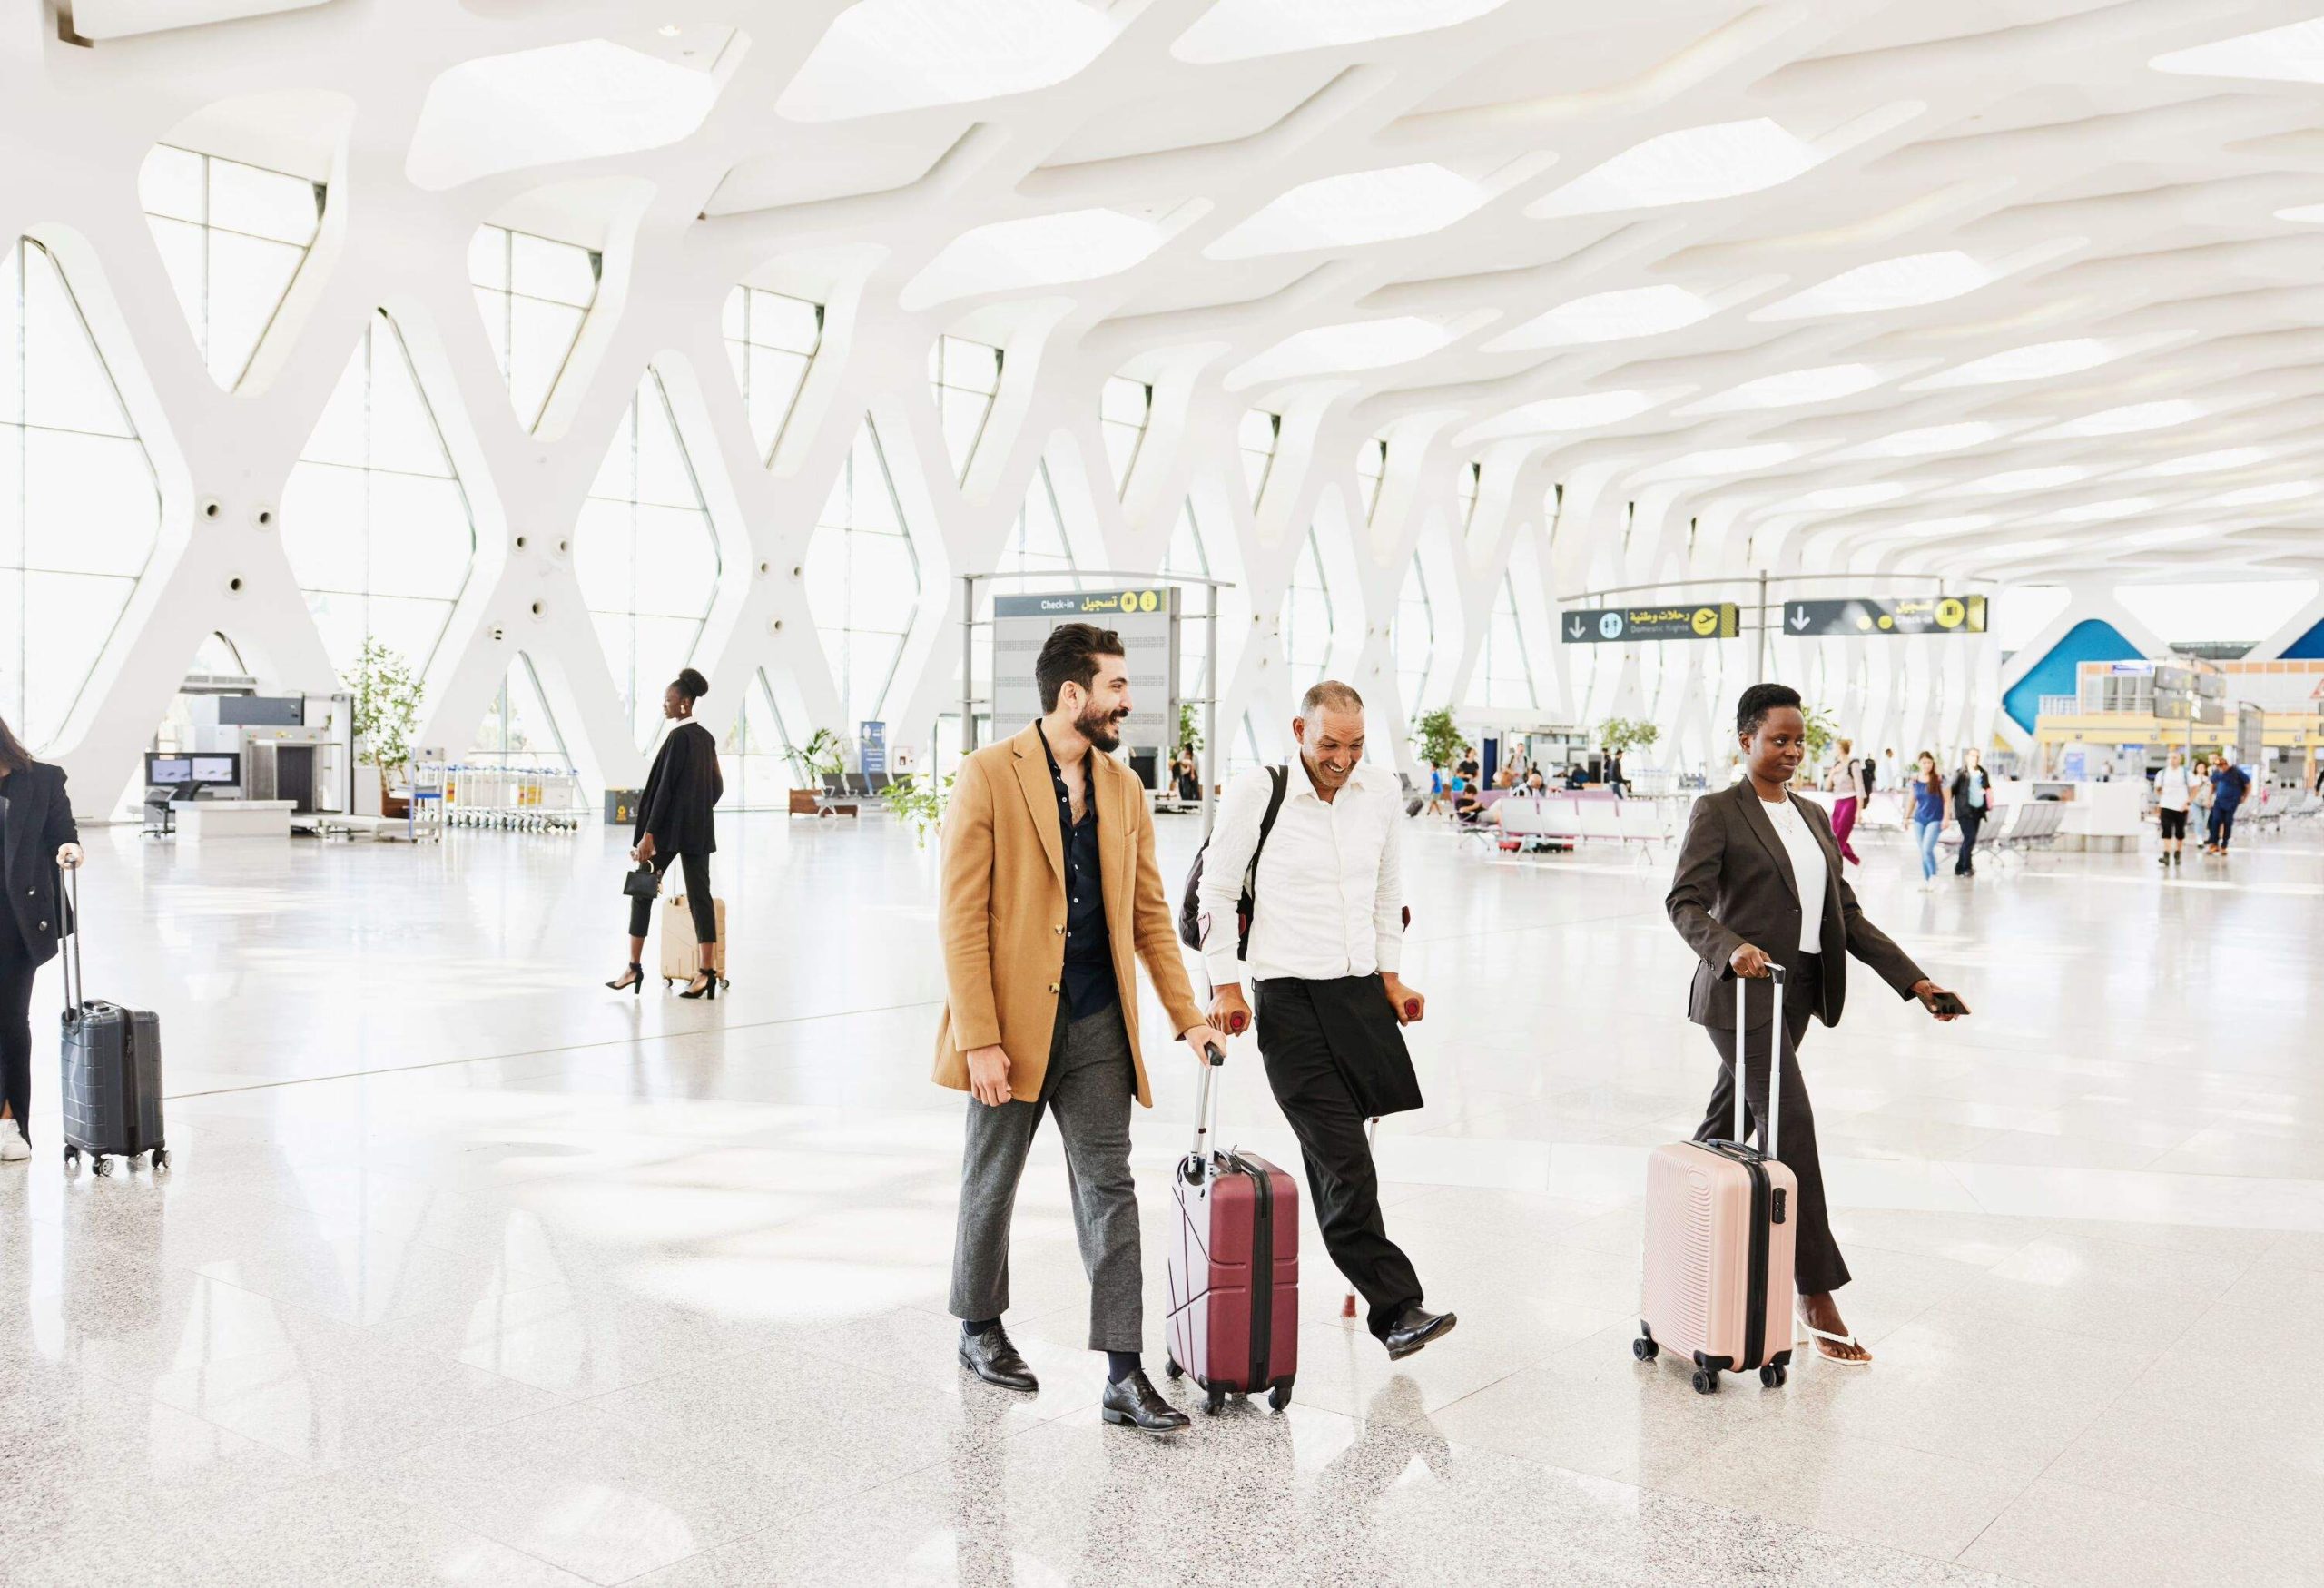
[1909,750,1946,890]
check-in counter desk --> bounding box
[172,799,294,843]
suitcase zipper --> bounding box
[1236,1153,1274,1392]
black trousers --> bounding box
[1954,809,1984,873]
[1253,978,1423,1338]
[1695,955,1849,1296]
[1,929,35,1146]
[627,851,715,942]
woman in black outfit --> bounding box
[607,669,724,1001]
[0,715,85,1161]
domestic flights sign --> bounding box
[1561,603,1739,643]
[1781,594,1987,637]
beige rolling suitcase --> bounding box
[658,890,727,985]
[1636,966,1799,1394]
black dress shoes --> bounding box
[958,1323,1039,1392]
[1383,1304,1458,1360]
[1099,1370,1190,1434]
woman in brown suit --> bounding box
[1667,684,1970,1365]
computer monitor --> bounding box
[146,755,192,786]
[189,754,238,786]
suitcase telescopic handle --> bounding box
[57,859,84,1018]
[1731,962,1785,1160]
[1187,1041,1226,1167]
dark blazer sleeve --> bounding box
[634,735,675,846]
[43,765,79,854]
[1666,794,1745,976]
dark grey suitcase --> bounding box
[55,866,166,1176]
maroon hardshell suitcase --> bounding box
[1165,1047,1298,1414]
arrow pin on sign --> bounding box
[1790,607,1810,631]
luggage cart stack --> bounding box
[440,764,586,832]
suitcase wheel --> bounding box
[1690,1368,1718,1395]
[1759,1364,1787,1388]
[91,1155,113,1178]
[151,1149,170,1172]
[63,1146,78,1169]
[1632,1336,1659,1362]
[1163,1355,1182,1381]
[1267,1381,1292,1413]
[1204,1386,1226,1415]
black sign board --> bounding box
[1779,594,1986,637]
[1561,603,1739,643]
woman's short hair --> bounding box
[673,667,710,703]
[1735,682,1802,737]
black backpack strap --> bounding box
[1235,765,1290,960]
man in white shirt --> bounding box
[1198,681,1456,1361]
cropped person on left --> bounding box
[0,714,86,1161]
[607,668,724,1000]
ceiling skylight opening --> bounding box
[1227,316,1456,389]
[1795,482,1911,509]
[2211,480,2319,507]
[1911,338,2116,389]
[1857,422,2004,457]
[1173,0,1512,64]
[2038,400,2202,439]
[2132,448,2273,478]
[2152,17,2324,83]
[1530,118,1821,219]
[2128,525,2214,548]
[1990,538,2074,561]
[902,206,1173,309]
[1457,389,1661,443]
[1961,466,2092,496]
[2276,202,2324,222]
[1485,285,1717,350]
[778,0,1125,122]
[1206,163,1491,259]
[2044,497,2157,524]
[1754,251,1995,320]
[1679,362,1886,414]
[1641,443,1803,482]
[407,32,743,189]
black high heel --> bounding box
[678,970,719,1001]
[606,963,643,994]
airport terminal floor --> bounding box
[6,811,2321,1588]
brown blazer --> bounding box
[1666,781,1925,1031]
[931,724,1205,1106]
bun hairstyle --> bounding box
[674,667,710,703]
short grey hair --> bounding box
[1300,680,1364,722]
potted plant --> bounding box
[881,770,954,848]
[783,728,847,815]
[1412,707,1464,775]
[1797,704,1839,774]
[1177,701,1204,758]
[350,637,422,818]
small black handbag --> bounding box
[621,864,661,900]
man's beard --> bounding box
[1077,702,1125,753]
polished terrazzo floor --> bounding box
[5,804,2324,1587]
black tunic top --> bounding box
[634,721,722,857]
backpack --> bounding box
[1177,765,1289,956]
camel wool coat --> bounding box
[932,724,1205,1106]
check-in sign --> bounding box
[1561,603,1739,643]
[1781,595,1986,636]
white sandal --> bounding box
[1797,1309,1872,1366]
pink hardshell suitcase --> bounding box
[1164,1046,1299,1415]
[1637,966,1799,1393]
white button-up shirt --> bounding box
[1198,762,1403,987]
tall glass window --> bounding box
[468,654,568,770]
[468,223,599,432]
[1239,409,1279,507]
[1100,374,1150,493]
[808,418,921,731]
[1478,573,1537,709]
[1357,436,1386,522]
[998,458,1078,582]
[720,668,798,811]
[0,239,162,748]
[139,144,323,391]
[283,309,476,680]
[930,334,1001,481]
[1394,557,1433,718]
[576,370,720,750]
[1166,498,1212,706]
[723,285,822,464]
[1280,528,1333,682]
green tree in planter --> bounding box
[783,728,846,786]
[1177,701,1203,756]
[1412,707,1464,772]
[1799,704,1839,768]
[1596,716,1660,758]
[881,770,954,848]
[350,637,422,781]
